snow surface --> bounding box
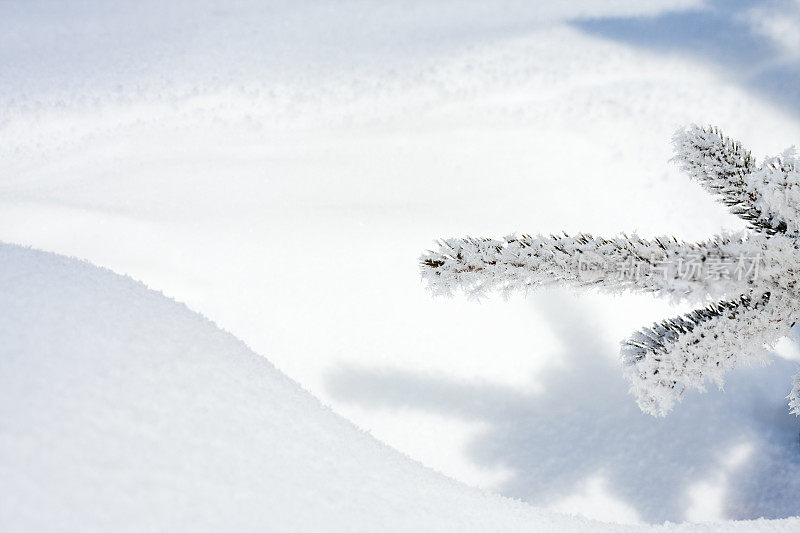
[3,0,800,528]
[1,242,798,532]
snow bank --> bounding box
[0,243,583,532]
[0,243,796,532]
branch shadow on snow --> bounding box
[572,0,800,117]
[326,291,800,524]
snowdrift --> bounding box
[1,245,798,532]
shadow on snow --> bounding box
[327,291,800,523]
[572,1,800,117]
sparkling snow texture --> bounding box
[2,243,800,532]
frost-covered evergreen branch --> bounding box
[674,125,800,235]
[421,124,800,416]
[421,231,800,303]
[422,233,746,301]
[622,291,792,416]
[746,150,800,235]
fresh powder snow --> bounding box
[1,243,798,532]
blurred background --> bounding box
[3,0,800,524]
